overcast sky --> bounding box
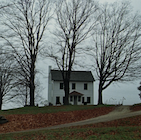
[2,0,141,109]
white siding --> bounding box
[48,80,94,105]
[69,82,93,105]
[53,81,65,105]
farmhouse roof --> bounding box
[51,70,95,82]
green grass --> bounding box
[0,105,139,139]
[132,103,141,106]
[0,105,112,115]
[0,126,141,140]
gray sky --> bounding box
[2,0,141,109]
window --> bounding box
[84,83,88,90]
[78,96,81,102]
[87,97,91,103]
[60,83,63,89]
[82,97,84,103]
[56,97,60,104]
[70,96,73,101]
[63,97,65,104]
[72,83,76,89]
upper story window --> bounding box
[60,83,63,89]
[72,83,76,89]
[84,83,88,90]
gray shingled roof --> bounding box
[51,70,95,82]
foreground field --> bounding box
[0,105,141,140]
[1,126,140,140]
[0,105,114,133]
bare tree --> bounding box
[9,82,43,107]
[2,0,52,106]
[6,64,30,107]
[90,2,141,105]
[8,69,43,107]
[0,50,16,110]
[45,0,98,105]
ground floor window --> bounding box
[78,96,81,102]
[87,97,91,103]
[82,97,84,103]
[63,97,65,104]
[56,96,60,104]
[70,96,73,101]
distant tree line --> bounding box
[0,0,141,109]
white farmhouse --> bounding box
[48,66,95,105]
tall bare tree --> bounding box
[2,0,52,106]
[90,2,141,105]
[0,3,21,110]
[8,68,43,107]
[45,0,98,105]
[0,49,16,110]
[9,82,43,107]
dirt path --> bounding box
[3,106,141,134]
[44,106,140,129]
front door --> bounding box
[74,96,77,105]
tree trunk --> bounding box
[0,80,2,110]
[30,74,35,106]
[30,55,35,106]
[98,81,103,105]
[0,91,2,110]
[64,79,69,105]
[25,85,28,106]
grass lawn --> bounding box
[0,105,140,140]
[0,105,110,115]
[0,126,141,140]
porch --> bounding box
[69,91,83,105]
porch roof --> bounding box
[69,91,83,96]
